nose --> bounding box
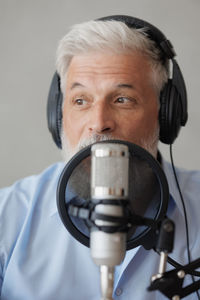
[88,101,115,134]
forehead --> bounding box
[65,52,152,86]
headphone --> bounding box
[47,15,188,149]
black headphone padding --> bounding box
[47,73,63,148]
[159,80,180,144]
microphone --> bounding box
[90,143,129,300]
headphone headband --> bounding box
[97,15,176,60]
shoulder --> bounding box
[0,162,64,211]
[0,162,65,210]
[163,159,200,255]
[0,163,64,264]
[162,159,200,223]
[163,159,200,197]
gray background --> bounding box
[0,0,200,187]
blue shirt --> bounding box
[0,159,200,300]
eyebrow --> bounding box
[116,84,134,89]
[70,82,85,90]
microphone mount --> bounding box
[149,219,200,299]
[67,200,159,234]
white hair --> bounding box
[56,20,169,96]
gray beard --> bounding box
[60,127,159,163]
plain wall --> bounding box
[0,0,200,187]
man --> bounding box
[0,15,200,300]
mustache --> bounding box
[76,134,121,152]
[61,132,120,163]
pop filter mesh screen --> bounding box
[65,153,161,242]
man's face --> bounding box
[62,52,159,158]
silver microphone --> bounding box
[90,142,129,300]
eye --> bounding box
[74,98,87,105]
[116,97,137,105]
[114,96,138,108]
[116,97,130,104]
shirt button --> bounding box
[115,288,123,296]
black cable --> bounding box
[169,144,200,299]
[169,145,191,260]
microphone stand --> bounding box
[148,219,200,299]
[100,266,114,300]
[149,257,200,299]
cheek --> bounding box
[63,114,79,135]
[142,110,159,131]
[121,108,159,137]
[62,108,89,147]
[62,106,79,141]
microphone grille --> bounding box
[91,143,129,199]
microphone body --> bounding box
[90,204,126,266]
[90,143,129,299]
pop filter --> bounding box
[57,140,169,250]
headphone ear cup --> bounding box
[159,80,181,144]
[47,73,63,149]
